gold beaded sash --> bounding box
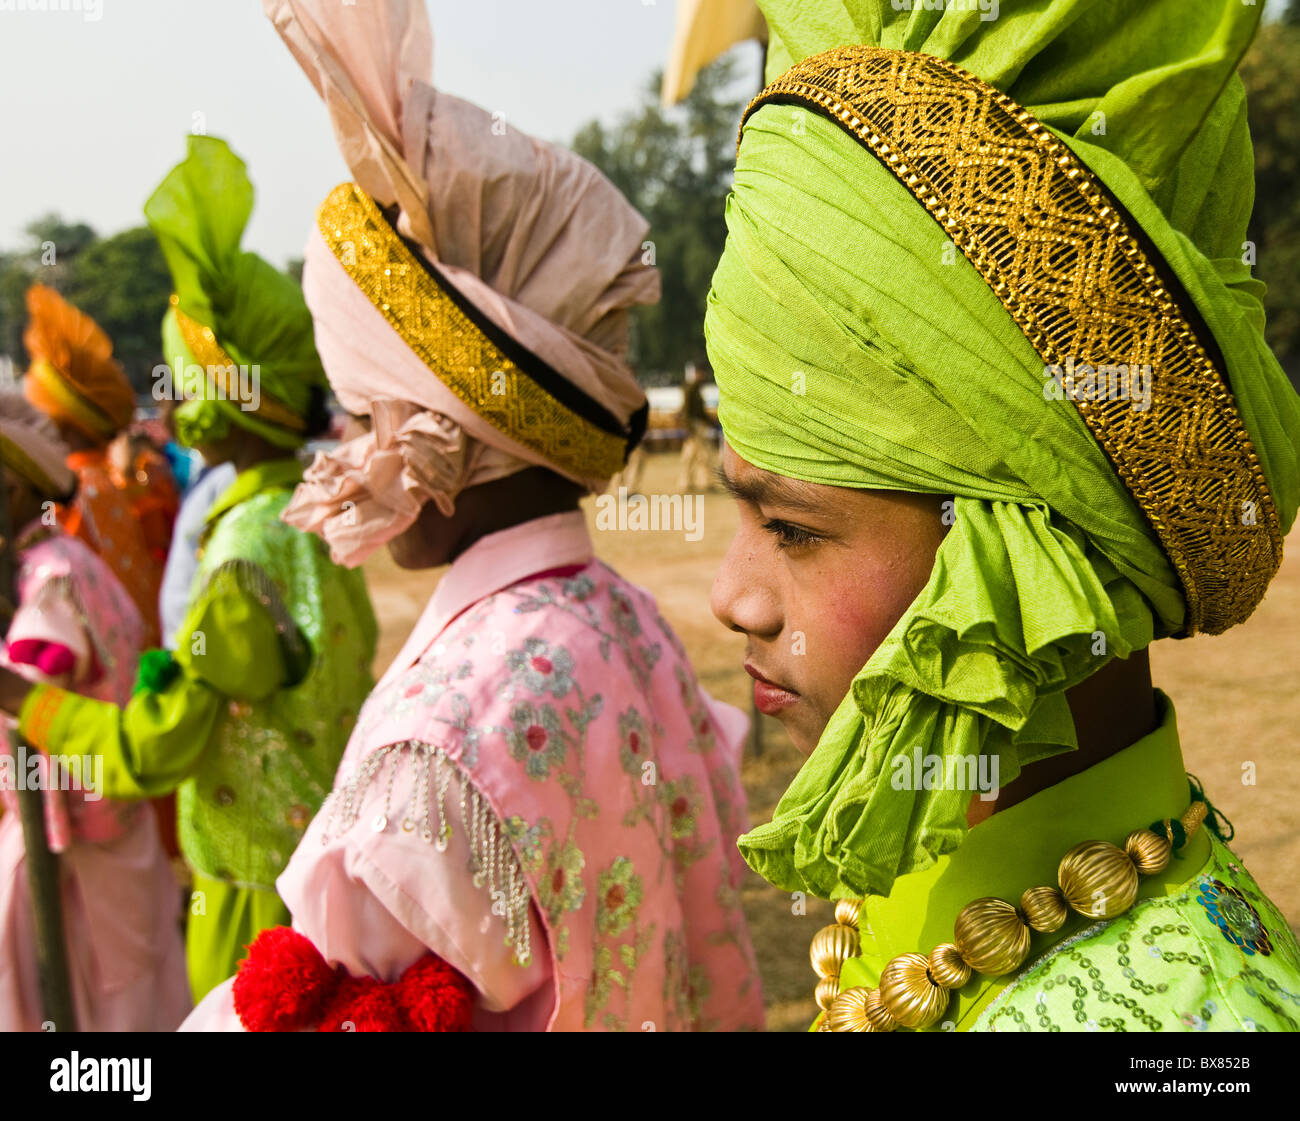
[316,183,643,482]
[742,47,1282,636]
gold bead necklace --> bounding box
[811,802,1208,1032]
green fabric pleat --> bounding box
[186,874,290,1003]
[707,0,1300,900]
[145,135,324,445]
[163,307,306,451]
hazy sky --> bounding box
[0,0,763,266]
[0,0,1285,267]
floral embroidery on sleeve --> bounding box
[586,856,655,1030]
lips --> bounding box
[745,662,800,717]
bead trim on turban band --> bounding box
[316,182,646,482]
[742,45,1282,637]
[25,358,119,443]
[168,295,307,435]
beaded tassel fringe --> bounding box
[319,741,532,966]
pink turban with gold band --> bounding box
[266,0,659,566]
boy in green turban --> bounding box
[707,0,1300,1031]
[0,136,378,1002]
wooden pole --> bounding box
[0,485,76,1031]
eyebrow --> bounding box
[714,464,833,515]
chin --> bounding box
[784,709,831,758]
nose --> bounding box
[711,527,782,640]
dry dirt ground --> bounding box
[362,451,1300,1032]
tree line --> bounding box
[2,34,1299,391]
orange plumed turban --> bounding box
[22,284,135,444]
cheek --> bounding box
[791,550,936,705]
[801,573,898,681]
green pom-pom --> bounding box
[134,649,180,695]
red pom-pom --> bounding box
[396,954,476,1032]
[318,975,407,1032]
[233,927,337,1032]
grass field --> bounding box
[363,449,1300,1031]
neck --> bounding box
[444,469,583,564]
[966,648,1158,826]
[446,499,581,564]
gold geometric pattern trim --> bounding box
[169,296,306,433]
[316,183,629,482]
[743,46,1282,635]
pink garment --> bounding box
[185,511,765,1031]
[269,0,658,564]
[0,526,190,1031]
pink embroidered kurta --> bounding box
[0,526,190,1031]
[187,510,764,1031]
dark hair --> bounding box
[302,384,332,440]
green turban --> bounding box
[145,135,325,449]
[705,0,1300,900]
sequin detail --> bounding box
[1197,877,1274,957]
[319,741,533,967]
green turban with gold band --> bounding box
[145,135,327,450]
[705,0,1300,901]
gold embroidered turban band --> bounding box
[169,295,307,435]
[741,46,1281,637]
[316,183,647,483]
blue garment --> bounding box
[158,461,237,649]
[162,442,200,493]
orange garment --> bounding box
[107,439,187,862]
[61,449,162,646]
[111,446,180,568]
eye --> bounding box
[761,518,823,550]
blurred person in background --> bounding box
[0,389,189,1031]
[108,422,180,573]
[676,361,715,492]
[0,135,378,1004]
[22,285,163,644]
[156,379,236,650]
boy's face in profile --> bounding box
[712,443,948,756]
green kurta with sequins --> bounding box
[973,837,1300,1031]
[18,459,378,997]
[175,459,377,887]
[823,693,1300,1032]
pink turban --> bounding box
[266,0,659,566]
